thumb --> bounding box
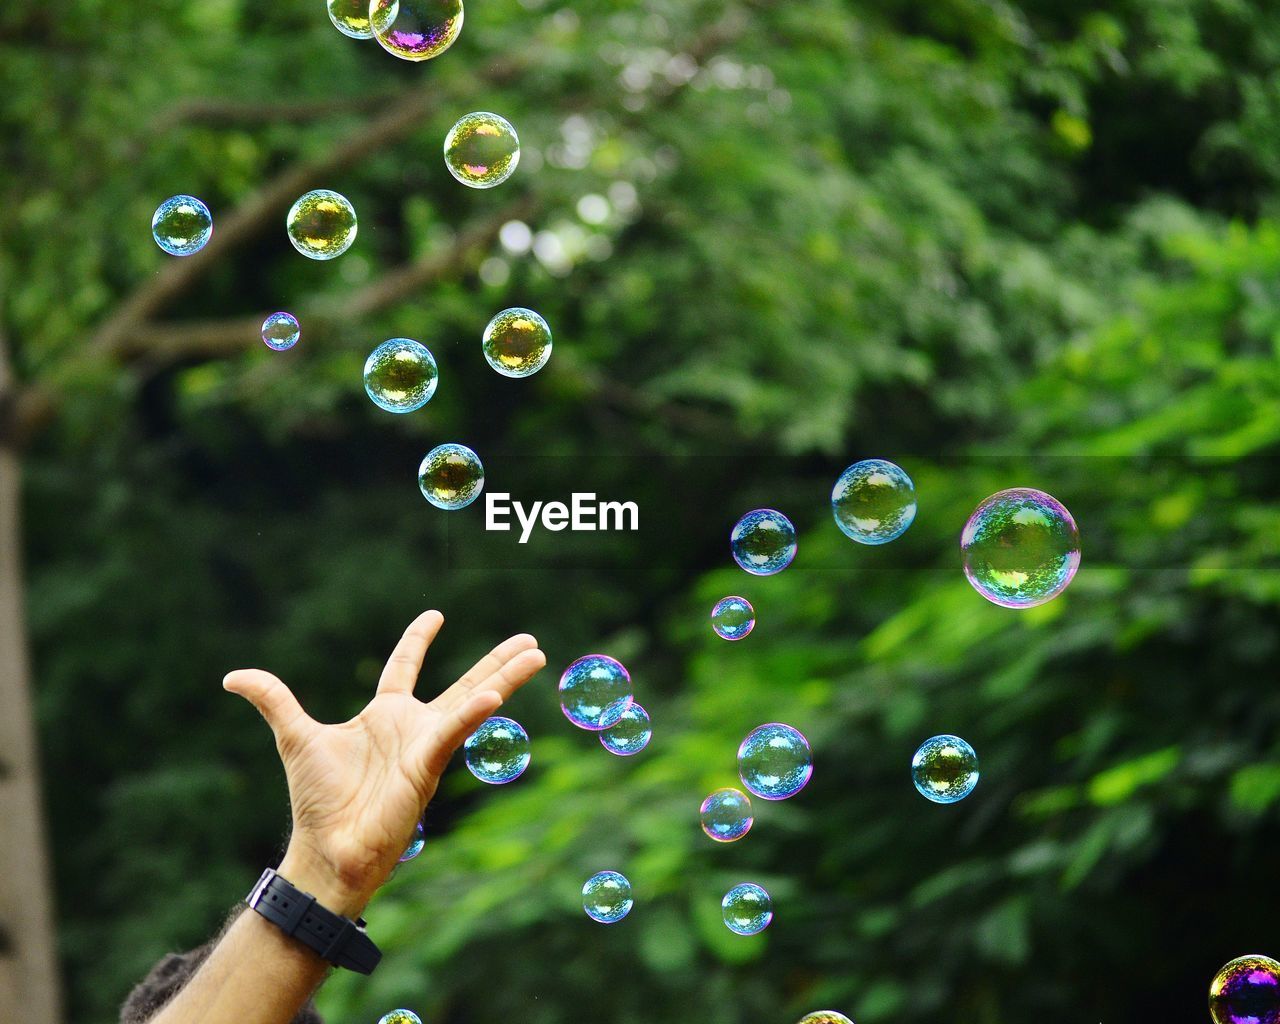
[223,669,312,744]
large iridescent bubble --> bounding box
[558,654,633,731]
[600,703,651,756]
[464,716,530,784]
[482,307,551,378]
[445,112,521,189]
[286,189,357,261]
[399,821,425,862]
[711,596,755,641]
[364,338,438,413]
[700,787,753,843]
[1211,955,1280,1024]
[370,0,463,61]
[831,459,916,545]
[152,195,212,256]
[731,508,797,576]
[722,882,772,935]
[961,488,1080,608]
[738,723,812,800]
[582,870,633,924]
[911,734,979,804]
[418,444,484,510]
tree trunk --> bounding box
[0,322,63,1023]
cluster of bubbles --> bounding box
[464,716,531,784]
[1210,955,1280,1024]
[582,870,633,924]
[399,821,425,863]
[911,735,980,805]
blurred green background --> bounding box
[3,0,1280,1020]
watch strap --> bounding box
[246,868,382,975]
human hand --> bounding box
[223,610,545,916]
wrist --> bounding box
[277,846,375,919]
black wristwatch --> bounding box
[246,868,382,975]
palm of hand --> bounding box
[224,611,545,911]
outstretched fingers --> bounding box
[223,669,314,746]
[418,688,506,782]
[376,609,445,696]
[475,647,547,704]
[437,633,538,710]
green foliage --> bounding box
[3,0,1279,1021]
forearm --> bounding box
[147,852,373,1024]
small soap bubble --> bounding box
[961,487,1080,608]
[152,195,212,256]
[722,882,772,935]
[364,338,438,413]
[286,189,357,261]
[378,1012,422,1024]
[261,312,300,351]
[797,1014,854,1024]
[831,459,916,545]
[418,443,484,510]
[911,734,979,804]
[582,870,633,924]
[464,716,531,784]
[711,596,755,640]
[738,723,812,800]
[700,787,753,843]
[327,0,373,37]
[482,307,552,377]
[445,112,521,189]
[371,0,463,61]
[731,509,796,575]
[399,821,425,862]
[559,654,633,731]
[600,702,650,756]
[1211,955,1280,1024]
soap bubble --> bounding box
[559,654,633,731]
[582,870,632,924]
[152,195,212,256]
[961,488,1080,608]
[364,338,438,413]
[464,716,531,784]
[286,189,357,261]
[371,0,463,61]
[722,882,772,935]
[797,1014,854,1024]
[418,444,484,510]
[1210,955,1280,1024]
[738,723,812,800]
[399,821,425,862]
[261,312,300,351]
[445,112,521,189]
[600,702,651,756]
[378,1013,422,1024]
[482,307,552,377]
[731,508,797,575]
[711,596,755,641]
[327,0,372,37]
[831,459,916,545]
[700,787,753,843]
[911,734,979,804]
